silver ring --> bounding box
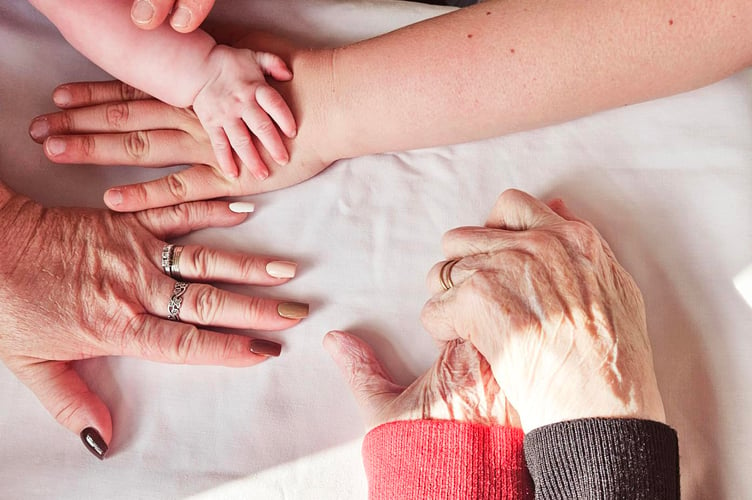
[167,281,189,321]
[439,259,460,291]
[161,244,175,275]
[161,244,184,280]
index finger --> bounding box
[51,81,151,109]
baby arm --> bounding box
[29,0,295,179]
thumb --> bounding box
[254,52,293,81]
[14,360,112,460]
[323,331,403,429]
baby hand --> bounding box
[193,45,296,179]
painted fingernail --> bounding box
[131,0,155,24]
[170,7,191,29]
[266,261,297,279]
[53,87,72,107]
[228,201,255,213]
[80,427,108,460]
[277,302,309,319]
[45,137,66,156]
[105,189,123,207]
[29,118,49,141]
[249,339,282,357]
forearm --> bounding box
[315,0,752,158]
[29,0,216,107]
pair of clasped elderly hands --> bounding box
[3,78,665,469]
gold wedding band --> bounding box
[439,258,460,291]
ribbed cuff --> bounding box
[524,418,679,499]
[362,419,533,500]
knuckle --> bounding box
[189,287,223,325]
[241,296,264,325]
[561,221,602,259]
[105,103,130,129]
[53,398,83,428]
[251,120,276,136]
[58,110,74,132]
[165,173,189,200]
[123,131,149,160]
[119,82,139,101]
[230,135,253,150]
[237,256,260,281]
[165,202,193,224]
[188,246,217,280]
[77,135,95,157]
[212,139,231,151]
[173,326,201,363]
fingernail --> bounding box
[277,154,290,166]
[170,7,191,29]
[277,302,309,319]
[249,339,282,357]
[131,0,155,24]
[80,427,108,460]
[254,170,269,181]
[228,201,255,213]
[105,189,123,207]
[266,261,297,279]
[53,87,72,107]
[29,118,49,141]
[45,137,66,156]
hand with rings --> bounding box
[421,189,666,433]
[0,187,308,459]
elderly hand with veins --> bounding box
[421,189,666,433]
[0,181,307,459]
[324,333,519,430]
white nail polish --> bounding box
[229,202,255,213]
[266,261,297,279]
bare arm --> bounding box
[29,0,215,107]
[322,0,752,158]
[29,0,752,210]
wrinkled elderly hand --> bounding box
[323,331,519,430]
[131,0,215,33]
[421,189,666,432]
[0,183,306,457]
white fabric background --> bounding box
[1,1,750,498]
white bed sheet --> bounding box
[1,1,751,498]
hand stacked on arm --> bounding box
[30,0,296,180]
[192,44,297,179]
[324,333,533,500]
[420,189,678,498]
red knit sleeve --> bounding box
[362,420,533,500]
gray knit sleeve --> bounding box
[524,418,679,499]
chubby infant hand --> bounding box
[193,44,296,179]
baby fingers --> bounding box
[206,125,239,178]
[225,119,268,180]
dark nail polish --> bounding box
[80,427,108,460]
[250,339,282,357]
